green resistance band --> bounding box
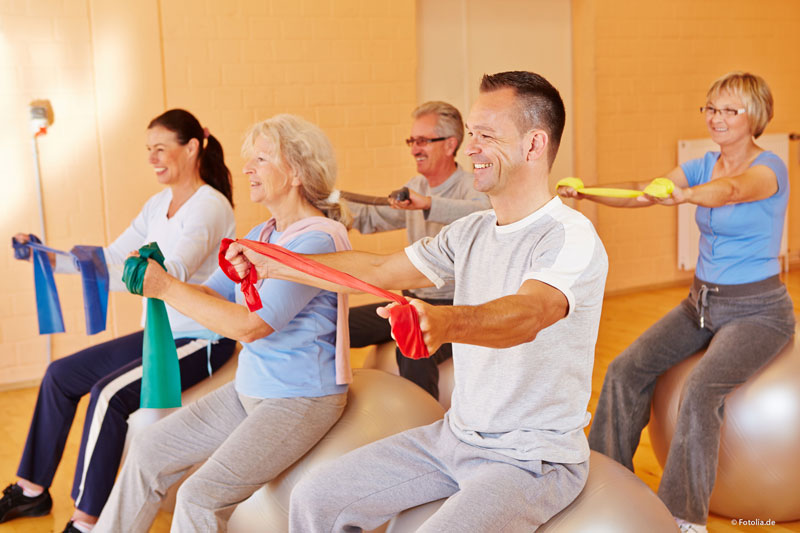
[123,242,182,409]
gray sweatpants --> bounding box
[94,381,346,533]
[589,275,794,524]
[289,417,589,532]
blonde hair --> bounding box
[242,114,351,227]
[707,71,774,139]
[412,101,464,154]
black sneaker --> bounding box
[62,521,83,533]
[0,483,52,523]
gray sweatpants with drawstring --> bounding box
[289,417,589,532]
[589,275,794,524]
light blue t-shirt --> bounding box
[203,222,345,399]
[682,151,788,284]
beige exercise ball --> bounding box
[385,451,676,532]
[364,341,456,411]
[649,332,800,522]
[437,357,454,411]
[228,368,446,532]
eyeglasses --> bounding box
[405,136,447,147]
[700,105,746,118]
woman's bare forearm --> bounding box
[159,279,272,343]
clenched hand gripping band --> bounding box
[123,242,181,409]
[555,177,675,199]
[12,235,109,335]
[218,238,430,360]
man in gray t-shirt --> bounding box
[226,71,608,532]
[348,101,490,400]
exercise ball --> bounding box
[649,332,800,521]
[386,451,676,532]
[228,368,446,532]
[437,357,454,411]
[364,340,401,375]
[363,341,456,411]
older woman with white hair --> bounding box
[560,71,794,533]
[94,114,352,532]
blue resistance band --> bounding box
[72,246,110,335]
[13,235,109,335]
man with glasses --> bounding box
[347,101,490,400]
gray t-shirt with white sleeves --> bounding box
[405,196,608,463]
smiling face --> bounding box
[464,88,530,195]
[242,135,293,206]
[409,113,455,179]
[146,125,197,185]
[705,89,752,146]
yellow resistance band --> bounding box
[556,177,675,199]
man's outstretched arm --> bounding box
[225,244,435,294]
[388,279,567,355]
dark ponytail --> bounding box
[148,109,234,207]
[199,134,233,207]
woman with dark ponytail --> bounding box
[148,109,234,207]
[3,109,237,533]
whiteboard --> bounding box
[676,133,789,272]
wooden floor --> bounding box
[3,276,800,532]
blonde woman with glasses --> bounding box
[559,72,794,533]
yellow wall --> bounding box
[416,0,574,185]
[5,0,800,385]
[0,0,124,385]
[157,1,417,259]
[572,0,800,292]
[0,0,417,387]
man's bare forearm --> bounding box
[438,294,566,349]
[414,279,568,353]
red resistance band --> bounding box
[218,238,430,360]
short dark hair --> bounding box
[480,71,565,169]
